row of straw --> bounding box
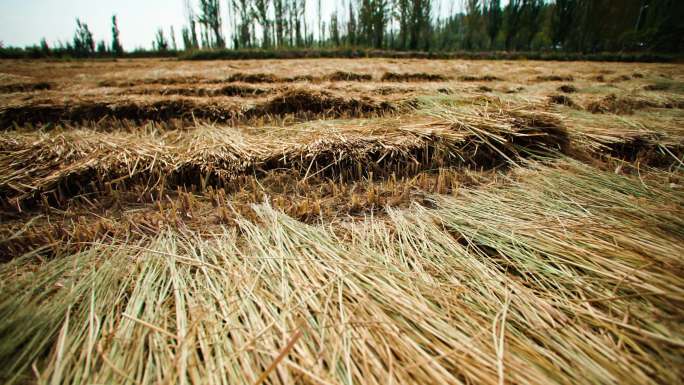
[1,159,682,384]
[0,102,573,209]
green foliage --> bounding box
[111,15,123,56]
[170,26,178,50]
[2,0,682,58]
[358,0,387,48]
[96,40,108,54]
[182,0,200,50]
[39,38,50,56]
[179,47,679,62]
[198,0,225,48]
[154,28,169,52]
[72,19,94,57]
[329,11,340,46]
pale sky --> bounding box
[1,0,189,50]
[0,0,466,51]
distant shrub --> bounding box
[0,46,680,63]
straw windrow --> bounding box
[1,57,683,385]
[0,160,682,385]
[1,100,570,210]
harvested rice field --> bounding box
[1,58,683,385]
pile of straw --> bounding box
[587,93,684,114]
[1,160,682,385]
[1,101,571,209]
[381,72,449,82]
[0,88,403,128]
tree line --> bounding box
[1,0,682,59]
[178,0,682,53]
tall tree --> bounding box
[641,0,684,52]
[198,0,225,48]
[40,38,50,56]
[182,0,200,50]
[164,0,682,53]
[329,10,341,46]
[551,0,575,49]
[502,0,521,50]
[408,0,431,50]
[73,19,95,57]
[233,0,253,48]
[254,0,272,48]
[96,40,108,54]
[273,0,286,47]
[394,0,410,49]
[317,0,323,44]
[347,0,357,45]
[170,26,178,50]
[290,0,306,47]
[369,0,389,48]
[111,15,124,56]
[154,28,170,51]
[485,0,502,48]
[464,0,485,49]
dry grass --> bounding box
[251,88,395,118]
[0,81,52,93]
[325,71,373,81]
[126,84,271,97]
[0,98,242,127]
[548,94,577,107]
[0,88,408,128]
[381,72,449,82]
[0,100,569,210]
[536,75,575,82]
[227,72,284,83]
[557,84,578,93]
[0,167,492,260]
[459,75,502,82]
[586,93,683,114]
[1,58,684,385]
[1,160,683,385]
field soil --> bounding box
[1,58,683,385]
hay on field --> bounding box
[325,71,373,81]
[559,107,684,165]
[381,72,449,82]
[374,86,416,95]
[0,101,572,210]
[587,94,663,114]
[227,72,279,83]
[425,101,570,156]
[548,94,576,107]
[0,130,171,207]
[557,84,577,93]
[536,75,574,82]
[128,84,270,97]
[0,87,408,127]
[98,76,204,87]
[252,88,395,118]
[0,82,52,93]
[644,82,671,91]
[459,75,502,82]
[2,57,684,384]
[610,74,632,82]
[1,161,682,385]
[0,98,241,128]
